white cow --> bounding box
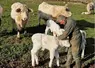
[81,2,95,14]
[11,2,33,38]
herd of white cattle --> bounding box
[0,1,94,67]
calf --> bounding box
[31,33,70,67]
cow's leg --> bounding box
[16,23,22,38]
[11,19,16,32]
[38,11,41,25]
[17,31,20,38]
[55,50,59,67]
[17,28,21,38]
[24,26,27,35]
[22,20,28,35]
[65,47,73,68]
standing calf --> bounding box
[11,2,33,38]
[31,33,70,67]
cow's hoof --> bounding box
[17,35,20,39]
[24,31,27,35]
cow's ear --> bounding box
[23,4,27,7]
[28,8,33,12]
[64,4,70,11]
[16,8,21,12]
[64,4,68,7]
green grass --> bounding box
[0,0,95,68]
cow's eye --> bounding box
[66,8,70,11]
[16,8,21,12]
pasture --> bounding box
[0,0,95,68]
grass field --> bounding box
[0,0,95,68]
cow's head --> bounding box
[61,4,72,17]
[14,3,33,21]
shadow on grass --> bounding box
[0,19,94,37]
[26,24,46,34]
[0,29,16,37]
[0,24,46,37]
[83,60,95,68]
[76,20,95,30]
[83,38,95,61]
[68,38,95,68]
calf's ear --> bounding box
[16,8,21,12]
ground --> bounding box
[0,0,95,68]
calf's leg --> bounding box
[55,50,59,66]
[31,44,41,66]
[49,50,55,67]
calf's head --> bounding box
[56,29,65,36]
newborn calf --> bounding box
[31,33,70,67]
[45,20,64,37]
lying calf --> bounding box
[31,33,70,67]
[81,2,95,14]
